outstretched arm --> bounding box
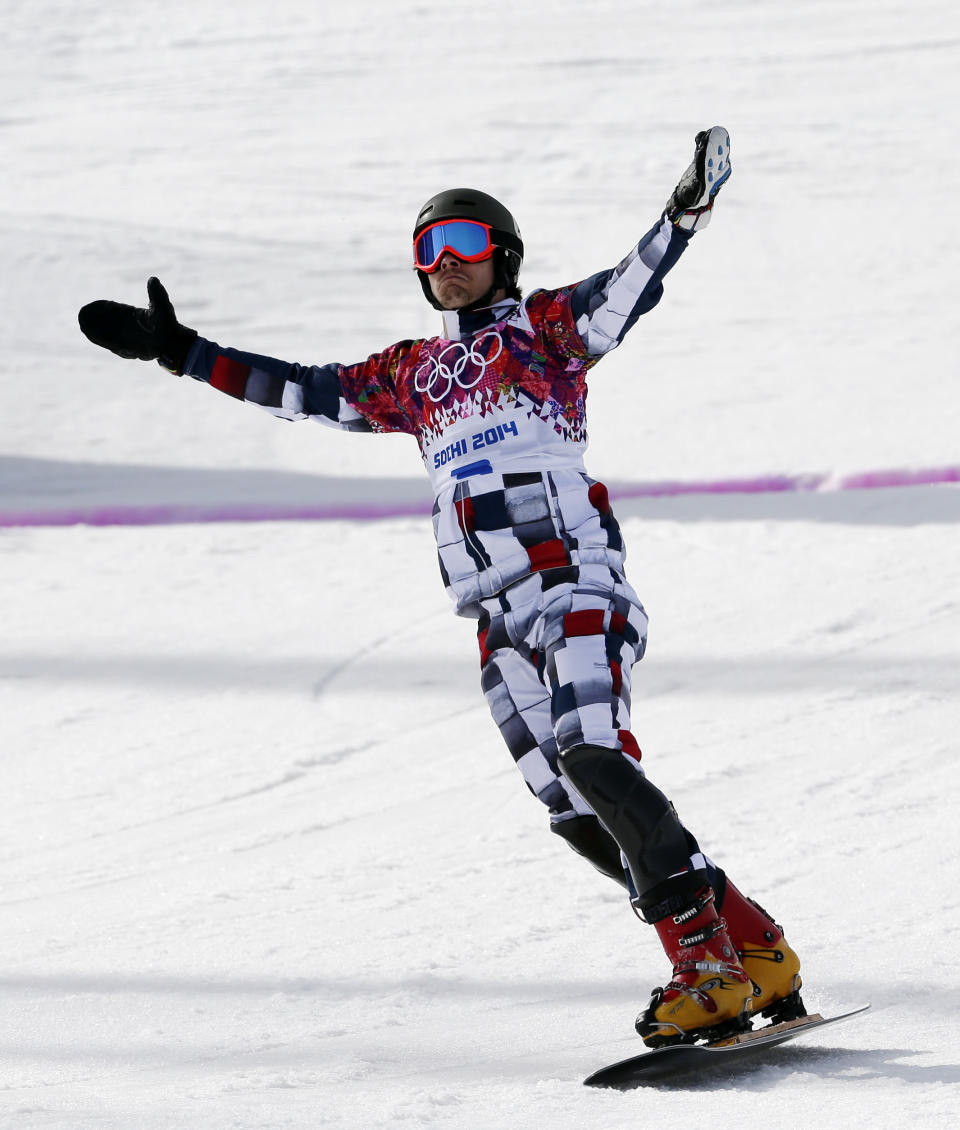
[570,126,731,357]
[182,338,373,430]
[78,279,412,434]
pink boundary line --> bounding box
[1,465,957,528]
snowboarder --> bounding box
[78,127,803,1047]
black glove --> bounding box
[78,277,198,375]
[665,126,731,233]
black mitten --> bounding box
[78,277,198,374]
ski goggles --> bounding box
[413,220,496,273]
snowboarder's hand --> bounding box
[78,277,198,375]
[665,127,731,233]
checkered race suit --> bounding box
[182,213,709,877]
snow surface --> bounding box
[2,1,959,1127]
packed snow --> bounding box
[2,2,958,1127]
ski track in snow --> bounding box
[2,2,960,1128]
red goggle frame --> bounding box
[413,220,496,273]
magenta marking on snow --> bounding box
[0,500,433,528]
[610,465,960,499]
[610,472,828,498]
[834,465,960,490]
[1,465,957,528]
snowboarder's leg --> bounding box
[533,588,754,1044]
[530,585,708,908]
[476,595,635,885]
[478,634,593,820]
[475,579,796,1044]
[555,748,754,1045]
[476,582,713,896]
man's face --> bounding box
[427,252,501,310]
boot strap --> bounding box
[663,979,720,1012]
[679,915,729,948]
[672,959,744,981]
[672,887,715,925]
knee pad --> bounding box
[558,743,705,915]
[551,815,627,888]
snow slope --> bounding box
[2,2,959,1127]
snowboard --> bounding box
[583,1003,870,1088]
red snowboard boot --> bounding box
[636,886,753,1047]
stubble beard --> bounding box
[435,278,473,309]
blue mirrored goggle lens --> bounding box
[414,221,493,270]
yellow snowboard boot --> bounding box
[718,879,805,1022]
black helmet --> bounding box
[413,187,524,311]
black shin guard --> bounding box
[551,815,628,888]
[558,744,707,920]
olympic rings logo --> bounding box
[414,332,504,403]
